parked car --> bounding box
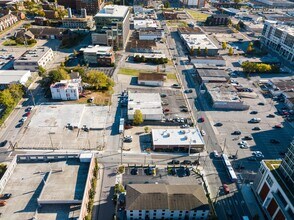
[163,109,170,112]
[180,124,190,128]
[249,118,261,123]
[168,160,180,165]
[213,150,219,158]
[252,127,261,130]
[20,117,27,122]
[267,114,275,118]
[201,130,206,136]
[124,135,133,142]
[172,84,181,89]
[258,102,265,106]
[185,168,190,176]
[160,93,167,98]
[198,117,205,122]
[0,194,11,200]
[184,89,193,93]
[179,105,187,108]
[232,130,241,135]
[223,184,230,194]
[228,155,238,159]
[181,108,188,112]
[243,136,253,140]
[214,122,223,126]
[274,124,282,128]
[192,160,200,165]
[0,140,7,147]
[250,110,258,114]
[0,201,6,206]
[181,160,192,165]
[130,168,138,175]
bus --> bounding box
[221,154,238,182]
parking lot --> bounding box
[16,104,108,150]
[87,67,115,78]
[122,165,203,187]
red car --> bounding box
[199,117,205,122]
[25,112,31,117]
[163,109,170,112]
[223,184,230,194]
[274,124,282,128]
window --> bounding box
[266,174,273,187]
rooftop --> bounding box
[134,19,158,28]
[152,128,204,147]
[134,53,166,59]
[50,79,80,89]
[79,45,112,54]
[126,184,209,211]
[0,70,31,84]
[94,5,129,18]
[270,79,294,91]
[177,27,203,34]
[265,20,294,35]
[138,72,166,81]
[196,68,229,78]
[15,47,52,63]
[128,92,163,117]
[205,83,241,102]
[181,34,218,50]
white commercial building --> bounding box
[151,128,205,152]
[79,45,114,66]
[134,19,158,30]
[261,20,294,64]
[50,79,82,100]
[138,72,166,87]
[14,47,54,71]
[180,33,219,56]
[0,70,32,88]
[126,184,210,220]
[128,91,163,121]
[181,0,205,7]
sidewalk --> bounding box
[92,163,104,220]
[240,184,265,220]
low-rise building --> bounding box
[163,10,178,20]
[128,91,163,121]
[44,10,59,19]
[138,72,166,87]
[253,142,294,220]
[139,28,164,40]
[203,83,249,110]
[34,17,49,26]
[126,184,210,220]
[14,47,54,71]
[151,128,205,152]
[205,14,230,26]
[178,27,219,56]
[127,39,157,53]
[190,56,226,67]
[134,19,158,30]
[282,91,294,110]
[50,79,82,100]
[30,27,66,40]
[180,0,205,7]
[195,68,229,83]
[0,12,18,32]
[0,70,32,90]
[79,45,114,66]
[62,16,94,29]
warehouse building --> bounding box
[0,70,32,90]
[151,128,205,152]
[128,91,163,121]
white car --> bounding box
[201,130,206,136]
[255,154,264,158]
[124,135,133,140]
[21,117,28,122]
[239,141,248,145]
[213,150,219,158]
[240,144,249,149]
[252,151,262,155]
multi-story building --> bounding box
[181,0,205,7]
[126,184,210,220]
[92,5,130,49]
[253,141,294,220]
[205,14,230,26]
[50,79,82,100]
[139,28,164,40]
[0,12,18,32]
[14,47,54,71]
[62,8,94,29]
[79,45,114,66]
[261,20,294,65]
[57,0,104,15]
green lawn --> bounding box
[186,10,209,22]
[167,73,177,80]
[166,20,188,28]
[3,39,36,47]
[118,68,141,76]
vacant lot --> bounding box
[166,20,188,28]
[186,10,209,21]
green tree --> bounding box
[228,47,234,56]
[234,0,242,3]
[204,47,208,56]
[247,42,254,54]
[133,109,143,125]
[197,47,201,56]
[222,42,227,50]
[38,66,46,76]
[190,46,194,56]
[86,70,114,90]
[8,84,23,100]
[0,90,15,108]
[48,69,69,84]
[144,126,149,133]
[164,1,170,8]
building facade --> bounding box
[62,16,94,29]
[205,14,230,26]
[253,148,294,220]
[57,0,103,14]
[261,20,294,65]
[50,79,82,100]
[79,45,114,66]
[181,0,205,7]
[0,70,32,90]
[0,13,18,32]
[138,72,166,87]
[14,47,54,71]
[139,29,164,40]
[92,5,130,50]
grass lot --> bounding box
[166,20,188,28]
[3,39,36,47]
[119,68,177,80]
[186,10,209,22]
[71,90,112,106]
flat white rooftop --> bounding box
[128,92,163,116]
[181,34,218,50]
[134,19,158,28]
[152,128,204,146]
[15,47,52,63]
[134,53,166,59]
[0,70,31,84]
[79,45,112,54]
[94,5,129,18]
